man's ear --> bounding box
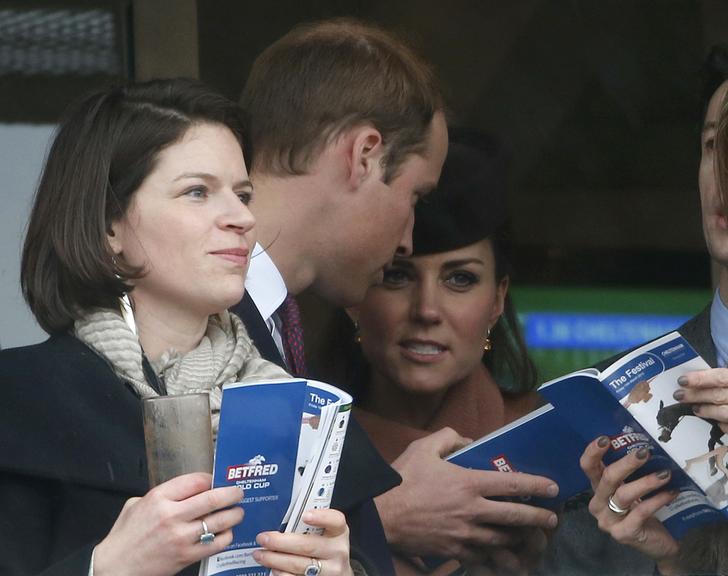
[346,126,384,188]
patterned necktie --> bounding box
[278,294,307,377]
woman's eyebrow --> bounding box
[441,258,484,269]
[173,172,253,190]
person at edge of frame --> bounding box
[545,44,728,576]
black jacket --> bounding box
[0,333,215,576]
[0,333,164,575]
[232,292,400,576]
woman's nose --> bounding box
[219,191,255,234]
[411,281,441,324]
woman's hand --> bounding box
[580,437,681,575]
[675,368,728,432]
[94,472,244,576]
[254,509,353,576]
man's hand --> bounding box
[374,427,559,564]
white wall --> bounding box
[0,124,55,348]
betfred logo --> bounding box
[226,454,279,481]
[610,426,650,451]
[491,454,515,473]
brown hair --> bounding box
[241,18,443,182]
[22,78,245,334]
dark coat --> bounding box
[678,305,716,366]
[231,292,401,576]
[0,333,206,576]
[0,333,143,575]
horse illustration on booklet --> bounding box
[657,400,726,476]
[249,454,266,466]
[624,378,654,409]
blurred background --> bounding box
[0,0,723,379]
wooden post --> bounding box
[132,0,199,80]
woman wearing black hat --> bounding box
[324,131,556,575]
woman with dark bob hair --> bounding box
[318,131,557,575]
[0,79,353,576]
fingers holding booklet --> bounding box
[254,509,353,576]
[190,332,728,575]
[371,333,728,572]
[540,332,728,538]
[199,378,353,576]
[580,435,681,574]
[373,422,580,573]
[538,331,728,574]
[673,367,728,434]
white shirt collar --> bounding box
[245,243,287,322]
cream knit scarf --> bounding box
[74,308,288,434]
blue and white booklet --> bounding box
[199,378,352,576]
[422,403,590,571]
[446,403,590,508]
[539,332,728,538]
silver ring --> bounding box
[607,495,630,516]
[199,519,215,544]
[304,558,322,576]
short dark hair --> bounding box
[241,18,443,182]
[701,44,728,119]
[22,78,245,334]
[485,226,538,394]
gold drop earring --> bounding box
[483,327,492,352]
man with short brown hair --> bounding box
[242,18,443,191]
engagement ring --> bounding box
[199,519,215,544]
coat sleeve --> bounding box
[0,472,94,576]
